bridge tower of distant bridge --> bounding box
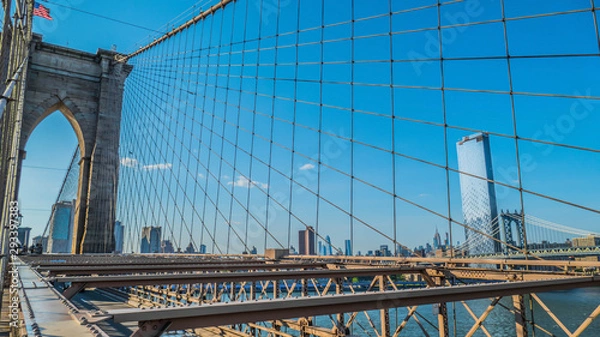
[500,210,526,254]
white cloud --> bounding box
[142,163,172,171]
[299,163,315,171]
[418,193,431,198]
[121,158,172,171]
[120,157,138,168]
[228,176,268,189]
[198,173,205,179]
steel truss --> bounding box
[12,254,600,337]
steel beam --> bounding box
[393,306,418,337]
[379,276,390,337]
[83,276,600,334]
[445,268,578,281]
[23,256,273,267]
[465,297,501,337]
[54,266,421,285]
[40,262,328,276]
[512,295,528,337]
[461,302,493,337]
[56,267,424,299]
[24,254,600,274]
[131,320,171,337]
[531,293,575,336]
[285,255,600,268]
[275,320,335,337]
[572,304,600,337]
[62,281,87,300]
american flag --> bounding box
[33,2,53,20]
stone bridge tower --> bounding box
[19,35,131,253]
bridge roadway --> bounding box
[11,254,600,337]
[467,246,600,260]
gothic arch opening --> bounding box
[21,100,86,156]
[18,109,80,253]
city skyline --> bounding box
[21,106,599,254]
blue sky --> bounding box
[19,0,204,237]
[32,0,204,53]
[18,0,600,254]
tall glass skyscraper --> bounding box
[114,221,124,253]
[344,239,352,256]
[140,226,162,253]
[47,201,75,253]
[325,235,333,256]
[457,133,501,255]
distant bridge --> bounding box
[469,246,600,261]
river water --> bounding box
[309,288,600,336]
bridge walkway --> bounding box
[16,261,107,336]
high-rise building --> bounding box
[47,201,75,253]
[318,241,323,255]
[184,242,196,254]
[161,240,175,253]
[31,235,48,253]
[17,227,31,248]
[140,226,162,253]
[433,228,441,249]
[572,235,600,247]
[114,221,124,253]
[457,133,501,254]
[298,226,315,255]
[380,244,391,257]
[396,245,412,257]
[199,244,207,254]
[344,239,352,256]
[325,235,332,255]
